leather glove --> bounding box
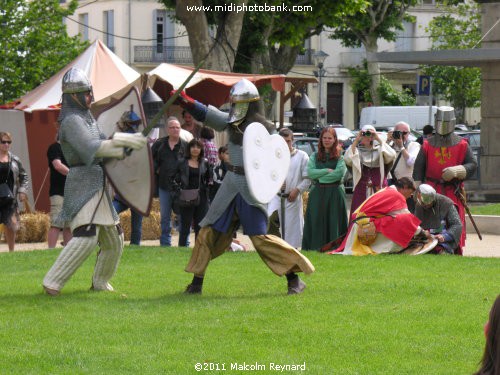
[170,90,195,110]
[442,165,466,181]
[112,132,147,150]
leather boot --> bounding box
[287,277,306,295]
[184,283,202,294]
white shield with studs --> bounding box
[243,122,290,204]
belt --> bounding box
[318,182,340,187]
[426,176,456,187]
[226,163,245,176]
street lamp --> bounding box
[313,50,329,125]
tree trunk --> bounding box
[250,44,301,119]
[364,37,381,106]
[175,0,247,72]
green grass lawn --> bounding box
[469,203,500,215]
[0,247,498,374]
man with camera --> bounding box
[388,121,420,212]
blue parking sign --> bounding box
[418,75,431,96]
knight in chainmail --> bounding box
[414,184,463,254]
[413,106,476,255]
[174,79,314,295]
[43,68,147,296]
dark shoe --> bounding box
[43,285,60,296]
[287,277,306,295]
[184,283,202,295]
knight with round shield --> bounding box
[174,79,315,295]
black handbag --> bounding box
[177,163,202,207]
[177,188,200,207]
[0,159,14,208]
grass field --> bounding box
[469,203,500,215]
[0,246,498,374]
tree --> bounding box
[0,0,88,104]
[421,2,481,122]
[161,0,365,117]
[348,61,416,106]
[328,0,418,105]
[161,0,365,74]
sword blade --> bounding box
[141,59,205,137]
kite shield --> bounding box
[95,87,154,216]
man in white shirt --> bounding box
[389,121,420,212]
[267,128,311,249]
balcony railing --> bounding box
[135,45,315,65]
[295,49,313,65]
[134,46,194,64]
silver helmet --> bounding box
[435,106,456,136]
[416,184,436,206]
[62,68,92,94]
[227,79,260,123]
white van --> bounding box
[359,106,437,130]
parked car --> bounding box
[455,124,470,131]
[333,127,356,149]
[293,135,318,156]
[455,130,481,179]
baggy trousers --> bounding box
[185,211,315,278]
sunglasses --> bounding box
[1,140,12,144]
[361,131,373,137]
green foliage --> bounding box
[378,77,416,106]
[328,0,418,48]
[0,247,497,374]
[160,0,365,74]
[348,62,416,105]
[0,0,88,104]
[348,64,373,103]
[421,2,482,118]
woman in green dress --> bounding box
[302,127,348,250]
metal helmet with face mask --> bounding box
[416,184,437,206]
[435,106,456,136]
[227,79,260,124]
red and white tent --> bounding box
[0,40,141,212]
[147,62,286,107]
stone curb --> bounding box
[466,215,500,235]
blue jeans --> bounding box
[158,187,183,246]
[113,198,143,245]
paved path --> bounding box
[1,229,498,257]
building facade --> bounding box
[63,0,479,129]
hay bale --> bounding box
[142,212,161,240]
[151,198,160,213]
[16,212,50,243]
[119,210,161,241]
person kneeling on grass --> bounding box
[413,184,463,255]
[329,177,433,255]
